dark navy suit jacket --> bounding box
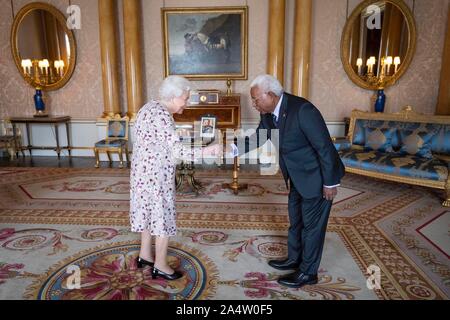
[245,93,345,199]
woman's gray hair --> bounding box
[159,75,191,100]
[250,74,284,96]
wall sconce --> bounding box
[20,58,67,117]
[357,55,402,112]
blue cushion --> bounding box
[95,139,127,147]
[352,120,401,149]
[339,149,448,182]
[431,125,450,155]
[352,119,367,146]
[364,127,396,153]
[399,130,435,159]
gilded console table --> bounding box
[9,116,72,159]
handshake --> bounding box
[202,143,238,158]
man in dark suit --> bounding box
[241,74,345,288]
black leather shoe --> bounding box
[268,258,300,270]
[151,267,183,280]
[277,271,318,288]
[136,256,154,269]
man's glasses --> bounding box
[251,93,266,103]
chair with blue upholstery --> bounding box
[94,115,129,168]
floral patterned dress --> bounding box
[129,100,200,235]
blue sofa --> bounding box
[334,106,450,207]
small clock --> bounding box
[189,90,220,105]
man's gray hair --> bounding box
[159,75,191,100]
[250,74,284,96]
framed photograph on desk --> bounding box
[200,116,216,138]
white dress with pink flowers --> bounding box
[129,100,199,235]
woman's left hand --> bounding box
[202,143,222,157]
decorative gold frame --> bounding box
[161,6,248,80]
[340,0,416,90]
[10,2,77,91]
[346,106,450,206]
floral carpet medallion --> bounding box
[24,242,218,300]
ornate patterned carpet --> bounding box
[0,167,448,300]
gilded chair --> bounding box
[0,120,24,159]
[94,115,129,168]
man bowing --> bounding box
[238,74,345,288]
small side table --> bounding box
[175,161,203,195]
[175,136,204,195]
[9,116,72,159]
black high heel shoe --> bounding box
[136,256,154,269]
[151,267,183,280]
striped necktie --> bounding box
[272,114,279,128]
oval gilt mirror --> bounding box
[341,0,416,90]
[11,2,77,91]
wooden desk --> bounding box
[9,116,72,159]
[173,94,241,130]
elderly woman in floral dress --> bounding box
[130,76,220,280]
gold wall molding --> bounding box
[267,0,285,85]
[436,5,450,115]
[123,0,143,119]
[98,0,121,117]
[292,0,312,98]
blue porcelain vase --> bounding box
[374,89,386,113]
[33,89,46,114]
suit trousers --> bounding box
[287,182,332,275]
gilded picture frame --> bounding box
[161,6,248,80]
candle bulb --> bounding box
[394,56,401,73]
[59,60,65,77]
[386,56,392,74]
[21,60,27,74]
[369,56,376,74]
[54,61,60,77]
[38,60,44,75]
[42,59,49,76]
[385,56,393,75]
[356,58,363,74]
[23,59,32,75]
[54,60,65,77]
[28,60,32,75]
